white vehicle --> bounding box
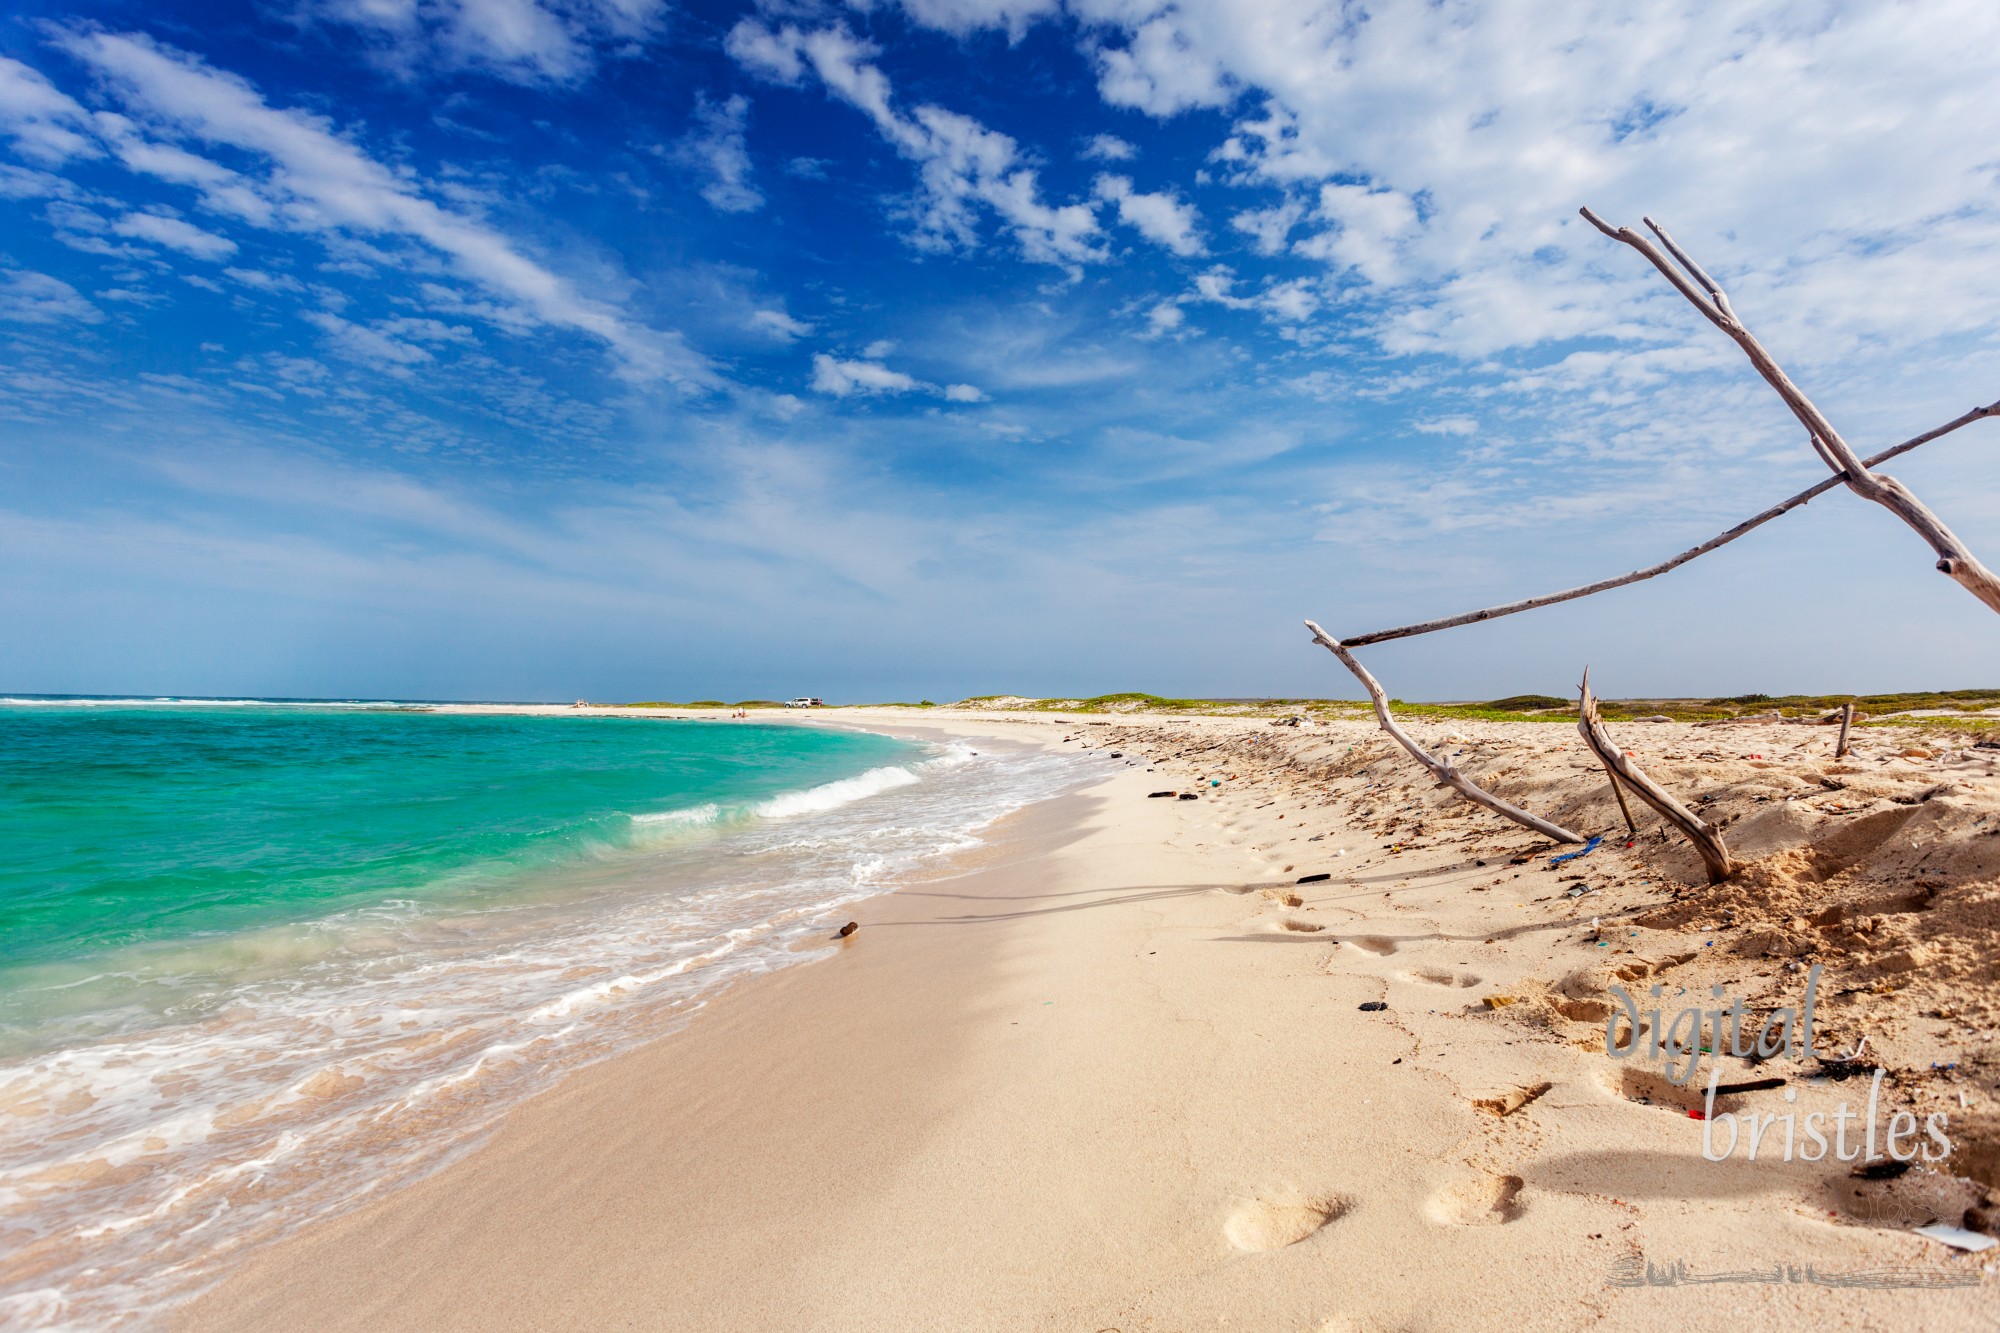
[784,697,823,708]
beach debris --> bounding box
[1483,995,1519,1009]
[1713,1077,1788,1096]
[1297,872,1331,884]
[1578,674,1736,883]
[1966,1192,2000,1236]
[1302,622,1587,845]
[1148,790,1177,798]
[1913,1224,1998,1254]
[1583,207,2000,618]
[1358,1001,1388,1011]
[1178,793,1199,801]
[1473,1081,1552,1117]
[835,921,859,938]
[1851,1158,1913,1181]
[1564,884,1595,898]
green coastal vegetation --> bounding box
[612,690,2000,733]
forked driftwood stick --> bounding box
[1345,401,1999,647]
[1304,620,1585,844]
[1577,672,1736,883]
[1582,207,2000,617]
[1836,702,1855,759]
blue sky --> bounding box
[5,0,2000,702]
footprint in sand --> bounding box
[1403,966,1481,989]
[1223,1192,1347,1251]
[1426,1174,1525,1226]
[1343,936,1399,956]
[1276,918,1325,933]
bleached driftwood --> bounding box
[1345,399,1998,648]
[1581,208,2000,617]
[1304,620,1585,844]
[1576,671,1736,883]
[1836,702,1855,759]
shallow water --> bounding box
[0,701,1091,1328]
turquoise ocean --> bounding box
[0,700,1089,1328]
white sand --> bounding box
[177,706,1999,1330]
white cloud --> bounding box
[0,269,101,324]
[724,20,805,83]
[1292,182,1418,285]
[678,93,762,214]
[749,309,811,340]
[301,0,667,85]
[0,55,97,163]
[809,352,990,404]
[1229,197,1303,256]
[1414,415,1479,437]
[111,210,238,260]
[224,266,304,292]
[1093,173,1202,256]
[1143,301,1184,337]
[862,339,896,359]
[50,32,711,386]
[811,353,919,397]
[304,310,434,369]
[1087,13,1233,116]
[1190,265,1319,326]
[1079,133,1136,161]
[893,0,1060,41]
[1067,0,2000,367]
[729,21,1102,266]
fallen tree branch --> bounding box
[1576,671,1736,883]
[1583,207,2000,616]
[1304,620,1585,844]
[1345,400,1999,648]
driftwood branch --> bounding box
[1345,400,2000,648]
[1601,755,1638,836]
[1583,207,2000,616]
[1576,671,1736,883]
[1836,702,1855,759]
[1304,620,1585,844]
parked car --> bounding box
[784,697,823,708]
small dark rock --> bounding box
[835,921,859,939]
[1358,1001,1388,1012]
[1178,793,1199,801]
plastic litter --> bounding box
[1549,835,1604,867]
[1913,1224,1997,1253]
[1565,884,1595,898]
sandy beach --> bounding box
[165,704,1998,1330]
